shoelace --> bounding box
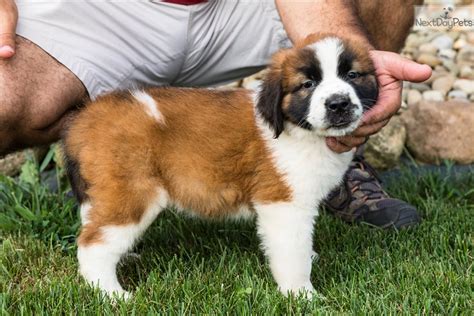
[348,155,386,203]
[350,155,382,183]
[325,155,386,212]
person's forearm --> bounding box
[275,0,372,47]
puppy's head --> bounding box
[257,34,378,138]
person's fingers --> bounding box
[327,118,390,154]
[361,51,432,126]
[326,137,356,153]
[0,0,18,59]
[352,119,389,137]
[361,82,401,125]
[336,135,367,148]
[370,50,432,82]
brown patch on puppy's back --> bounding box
[145,88,292,211]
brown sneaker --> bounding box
[323,155,421,229]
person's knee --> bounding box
[0,81,86,156]
[0,37,88,156]
[0,81,47,154]
[0,96,26,155]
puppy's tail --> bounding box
[64,152,89,205]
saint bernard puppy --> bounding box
[64,33,378,298]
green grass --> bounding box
[1,151,473,314]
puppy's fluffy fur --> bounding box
[64,34,378,298]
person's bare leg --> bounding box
[276,0,422,52]
[0,36,88,156]
[355,0,424,53]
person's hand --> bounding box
[0,0,18,58]
[326,50,432,153]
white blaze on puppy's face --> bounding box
[307,37,363,136]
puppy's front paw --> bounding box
[106,288,132,304]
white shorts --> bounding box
[16,0,291,98]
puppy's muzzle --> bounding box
[325,94,357,128]
[325,94,354,112]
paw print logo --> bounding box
[441,6,453,19]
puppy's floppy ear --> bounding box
[257,69,285,138]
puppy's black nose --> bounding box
[325,94,352,112]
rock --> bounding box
[218,81,241,89]
[402,53,414,60]
[0,152,27,176]
[402,46,417,55]
[401,89,408,102]
[447,90,468,101]
[407,89,422,106]
[434,65,448,73]
[431,35,454,50]
[54,144,66,169]
[416,53,441,67]
[423,68,449,84]
[456,46,474,64]
[238,70,266,90]
[442,60,459,75]
[409,82,431,92]
[431,75,455,94]
[403,101,474,164]
[250,70,266,80]
[446,31,460,41]
[419,43,438,55]
[453,79,474,94]
[438,48,456,60]
[424,32,442,43]
[453,38,467,50]
[467,32,474,45]
[405,33,425,48]
[459,65,473,79]
[422,90,445,101]
[241,77,261,90]
[0,147,50,176]
[365,116,407,169]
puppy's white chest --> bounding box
[264,130,353,209]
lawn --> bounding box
[1,149,473,314]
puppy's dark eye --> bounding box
[347,71,361,80]
[302,80,315,89]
